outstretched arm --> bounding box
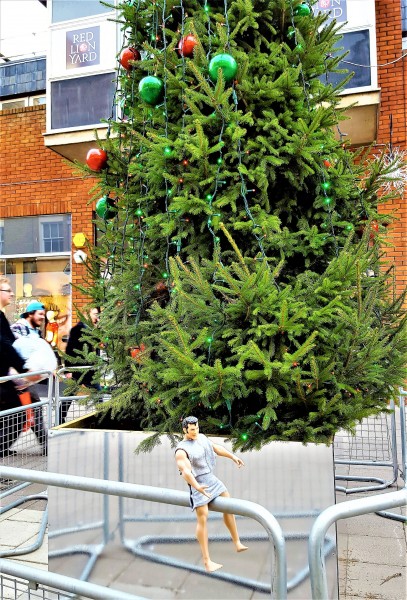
[175,449,211,498]
[212,443,245,467]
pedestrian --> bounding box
[11,301,48,455]
[175,415,248,572]
[0,278,39,457]
[61,307,100,423]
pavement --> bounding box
[0,407,406,600]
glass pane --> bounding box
[0,215,71,255]
[52,0,111,23]
[4,257,72,352]
[51,73,115,129]
[324,30,371,90]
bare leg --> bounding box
[195,505,223,572]
[220,491,248,552]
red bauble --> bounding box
[323,159,332,168]
[177,34,198,58]
[130,343,146,361]
[156,281,167,292]
[359,219,380,240]
[86,148,108,172]
[119,47,141,71]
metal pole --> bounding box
[0,466,287,599]
[0,558,145,600]
[308,489,407,600]
[103,431,110,543]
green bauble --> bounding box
[294,3,312,16]
[208,54,238,83]
[138,76,164,105]
[96,196,116,220]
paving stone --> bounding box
[346,535,406,568]
[0,508,20,522]
[337,511,406,539]
[7,508,43,524]
[346,562,406,600]
[14,533,49,565]
[0,519,41,547]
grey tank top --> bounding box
[175,434,216,477]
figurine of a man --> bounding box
[175,415,248,572]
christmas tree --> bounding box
[77,0,407,450]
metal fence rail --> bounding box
[0,558,145,600]
[376,389,407,523]
[48,431,112,583]
[308,488,407,600]
[54,366,103,426]
[116,431,335,594]
[0,466,288,600]
[334,398,398,493]
[0,370,53,558]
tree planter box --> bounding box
[49,416,338,599]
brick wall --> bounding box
[375,0,407,297]
[0,104,96,314]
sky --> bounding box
[0,0,48,62]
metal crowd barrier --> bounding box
[54,366,100,426]
[334,398,399,493]
[0,370,53,558]
[376,389,407,523]
[116,431,336,594]
[0,558,145,600]
[0,466,288,600]
[308,488,407,600]
[48,431,112,583]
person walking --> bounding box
[11,301,48,455]
[61,307,100,423]
[0,278,33,457]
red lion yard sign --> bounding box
[316,0,347,23]
[66,26,100,70]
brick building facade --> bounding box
[375,0,407,297]
[0,102,97,344]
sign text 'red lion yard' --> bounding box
[66,26,100,70]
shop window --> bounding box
[52,0,111,24]
[0,222,3,254]
[3,256,72,351]
[51,73,115,129]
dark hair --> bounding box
[21,310,36,319]
[182,416,198,431]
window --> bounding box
[3,256,72,351]
[33,96,46,106]
[0,96,46,111]
[325,30,372,91]
[51,73,115,129]
[0,215,71,255]
[0,221,4,254]
[52,0,112,24]
[42,221,65,252]
[0,99,25,110]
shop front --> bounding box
[0,214,72,352]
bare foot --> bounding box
[204,560,223,572]
[236,542,248,552]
